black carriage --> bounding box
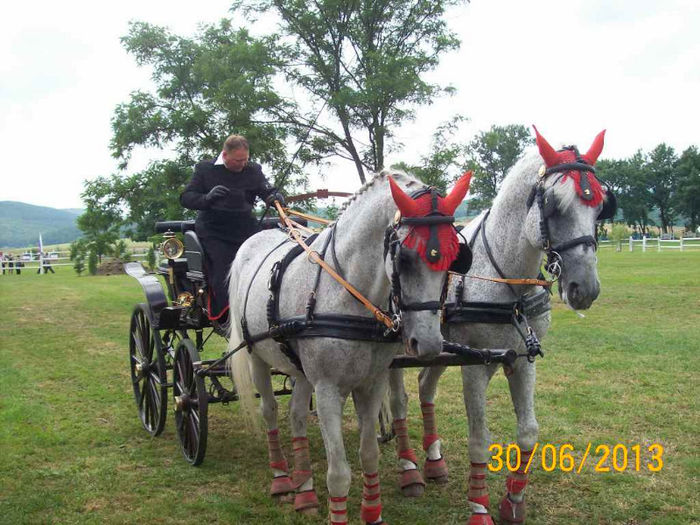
[126,217,295,465]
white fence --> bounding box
[599,237,700,252]
[2,249,149,272]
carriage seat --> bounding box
[184,230,207,282]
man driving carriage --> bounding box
[180,134,285,321]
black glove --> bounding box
[265,191,286,207]
[205,185,231,205]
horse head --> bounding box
[525,127,612,309]
[387,172,472,358]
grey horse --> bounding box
[388,128,613,524]
[228,170,471,524]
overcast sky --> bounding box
[2,0,698,209]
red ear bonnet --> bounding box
[389,176,419,217]
[533,125,562,167]
[388,172,473,271]
[441,171,472,214]
[582,130,606,165]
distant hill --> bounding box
[0,201,83,248]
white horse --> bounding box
[228,170,471,524]
[388,128,615,524]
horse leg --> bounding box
[499,361,537,525]
[315,383,352,524]
[418,365,449,483]
[463,365,498,525]
[249,355,294,502]
[353,376,389,525]
[288,376,320,514]
[388,368,425,497]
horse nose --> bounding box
[567,280,599,309]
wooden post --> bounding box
[642,236,647,252]
[680,236,684,252]
[658,237,661,252]
[629,236,633,252]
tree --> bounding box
[646,143,678,234]
[464,124,534,208]
[112,20,289,174]
[77,179,122,263]
[391,116,468,194]
[674,146,700,232]
[146,246,157,271]
[597,152,653,234]
[238,0,467,184]
[88,250,98,276]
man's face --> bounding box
[222,147,249,172]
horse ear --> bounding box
[533,125,561,167]
[388,176,419,216]
[442,171,472,214]
[582,129,606,165]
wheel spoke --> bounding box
[132,330,145,359]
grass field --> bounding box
[1,249,698,524]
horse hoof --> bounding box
[399,468,425,497]
[298,506,319,516]
[424,456,449,483]
[499,495,526,524]
[294,489,320,513]
[467,513,494,525]
[401,483,425,498]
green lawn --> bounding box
[0,250,698,524]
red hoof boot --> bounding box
[467,513,494,525]
[270,475,294,499]
[294,489,320,514]
[499,495,526,524]
[399,468,425,498]
[423,456,448,483]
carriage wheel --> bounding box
[129,304,168,436]
[173,338,208,466]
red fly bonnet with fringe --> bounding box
[534,126,606,207]
[388,172,472,271]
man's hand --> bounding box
[205,185,231,205]
[265,191,286,207]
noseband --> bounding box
[384,187,456,321]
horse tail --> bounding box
[227,319,261,434]
[226,261,261,434]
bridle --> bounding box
[527,146,601,281]
[384,187,458,325]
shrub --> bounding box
[88,250,98,275]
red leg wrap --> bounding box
[468,463,489,508]
[467,513,495,525]
[294,489,319,512]
[270,475,294,496]
[329,496,348,525]
[506,476,528,494]
[267,429,288,472]
[393,418,419,464]
[361,503,382,524]
[420,403,440,451]
[423,456,449,481]
[291,437,312,488]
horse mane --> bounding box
[335,169,420,220]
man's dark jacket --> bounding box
[179,159,277,317]
[180,159,276,242]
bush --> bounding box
[112,240,132,262]
[610,224,631,251]
[73,254,86,276]
[146,246,156,271]
[88,250,98,275]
